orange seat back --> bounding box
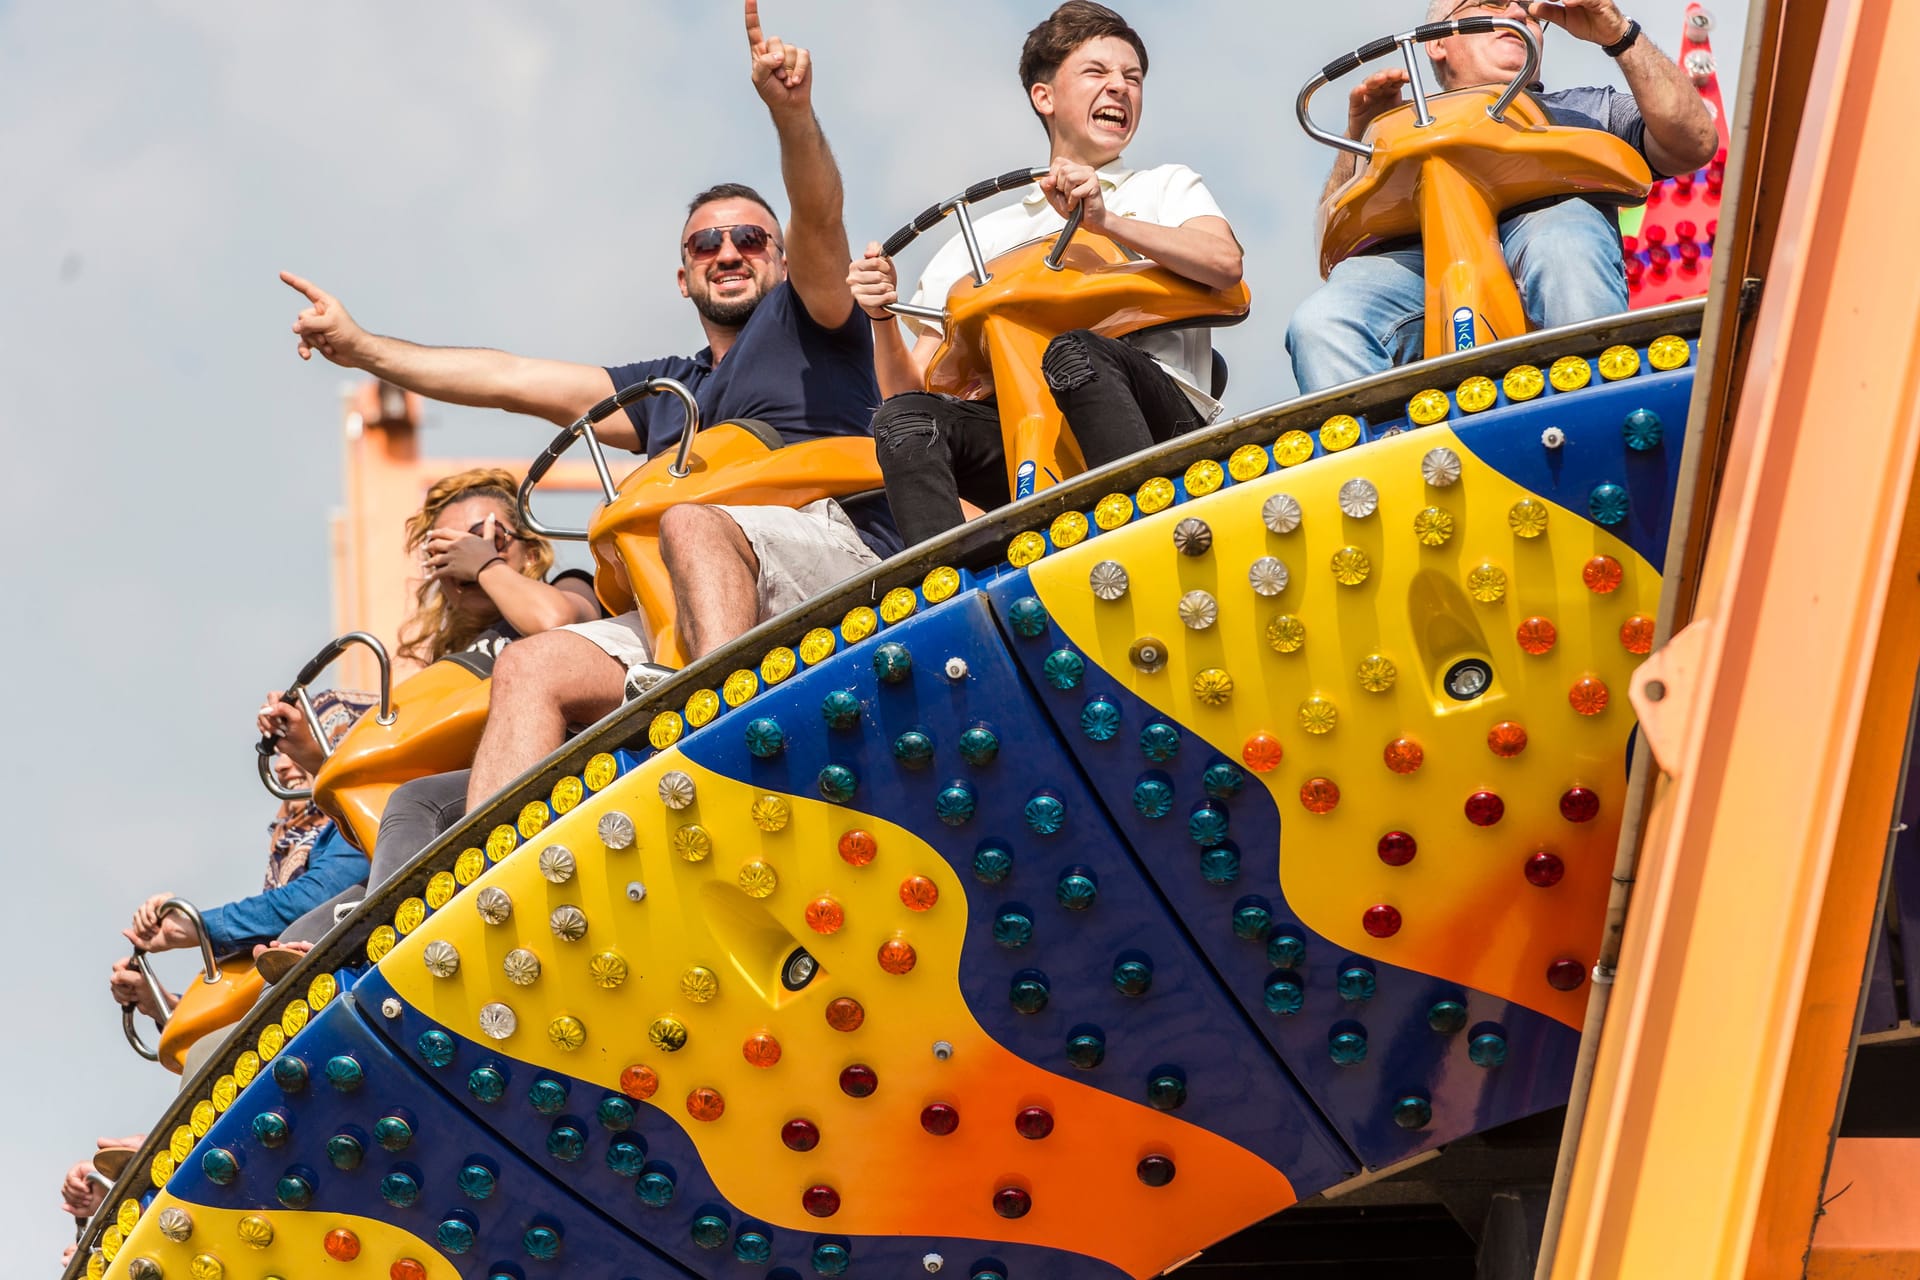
[312,658,493,852]
[587,425,885,665]
[924,232,1249,497]
[1319,87,1650,356]
[154,959,264,1075]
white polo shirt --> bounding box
[905,161,1231,419]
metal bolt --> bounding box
[944,656,969,680]
[381,998,402,1019]
[1644,679,1667,702]
[932,1040,954,1061]
[1541,426,1567,449]
[626,881,648,903]
[923,1254,945,1273]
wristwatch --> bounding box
[1602,17,1642,58]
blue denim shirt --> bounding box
[198,824,368,955]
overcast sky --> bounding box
[1,0,1744,1266]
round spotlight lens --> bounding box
[782,947,818,991]
[1444,659,1493,701]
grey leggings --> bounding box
[277,770,471,945]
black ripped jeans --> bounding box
[873,329,1205,547]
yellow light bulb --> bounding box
[1408,389,1451,425]
[1320,414,1362,451]
[1184,459,1225,496]
[1136,476,1177,513]
[1455,376,1498,413]
[1549,355,1592,391]
[1274,430,1316,466]
[1504,364,1545,401]
[1049,511,1090,548]
[1094,492,1135,529]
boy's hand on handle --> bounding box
[847,242,900,320]
[746,0,811,113]
[281,271,367,367]
[1037,158,1108,232]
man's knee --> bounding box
[1041,329,1114,394]
[659,503,747,561]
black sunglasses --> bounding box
[682,224,776,260]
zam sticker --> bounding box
[1016,459,1038,499]
[1452,306,1477,351]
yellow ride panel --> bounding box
[1029,425,1658,1025]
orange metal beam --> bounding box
[1546,0,1920,1274]
[1805,1140,1920,1278]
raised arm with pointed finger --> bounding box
[745,0,855,332]
[279,271,640,450]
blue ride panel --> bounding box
[676,592,1359,1194]
[161,989,699,1278]
[983,571,1580,1168]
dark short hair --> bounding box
[1018,2,1149,130]
[683,182,782,229]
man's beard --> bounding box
[692,288,762,328]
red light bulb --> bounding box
[1525,851,1566,887]
[1362,904,1402,938]
[1560,787,1600,823]
[781,1118,820,1151]
[1547,958,1587,991]
[1377,831,1417,866]
[802,1185,842,1217]
[1465,792,1505,827]
[1014,1106,1055,1140]
[920,1103,960,1136]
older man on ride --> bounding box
[1286,0,1718,394]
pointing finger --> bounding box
[744,0,764,48]
[279,270,326,304]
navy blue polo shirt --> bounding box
[605,281,901,557]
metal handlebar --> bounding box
[878,166,1098,317]
[254,632,396,800]
[119,897,219,1061]
[518,378,699,536]
[1296,16,1541,160]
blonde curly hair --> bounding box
[397,468,556,665]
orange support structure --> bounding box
[1545,0,1920,1276]
[325,380,607,688]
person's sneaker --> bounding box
[624,662,676,701]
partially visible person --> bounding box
[849,1,1243,546]
[282,1,897,822]
[112,691,377,996]
[59,1136,141,1264]
[1285,0,1716,393]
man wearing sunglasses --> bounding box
[1286,0,1718,394]
[282,0,898,811]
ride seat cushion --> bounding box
[603,280,901,555]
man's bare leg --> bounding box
[466,630,627,809]
[659,504,760,660]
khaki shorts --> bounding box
[559,498,880,673]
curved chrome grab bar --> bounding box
[1296,16,1542,160]
[119,897,219,1061]
[880,166,1099,312]
[519,378,700,534]
[254,632,396,800]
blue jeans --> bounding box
[1286,198,1630,395]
